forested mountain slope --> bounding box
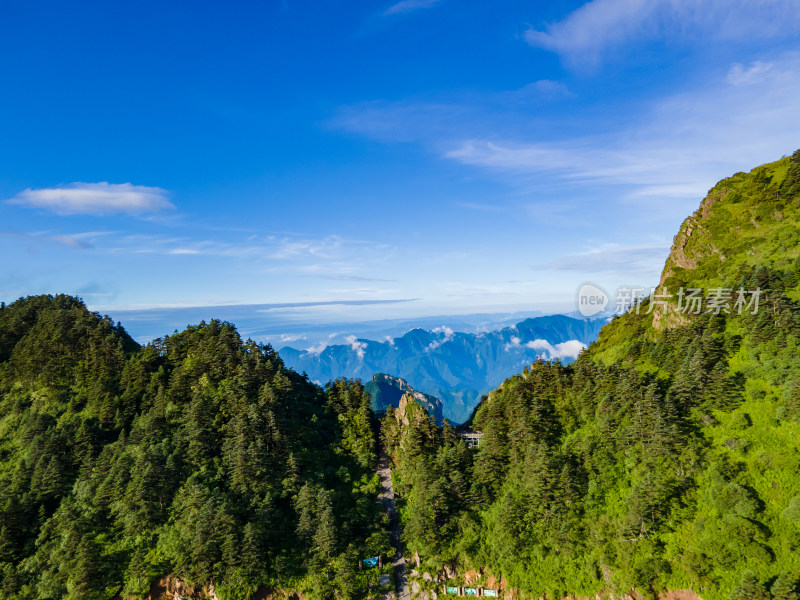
[0,295,390,600]
[382,151,800,600]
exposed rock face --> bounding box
[658,187,730,288]
[396,393,413,426]
[396,392,434,429]
[653,186,728,331]
[126,577,300,600]
[137,576,219,600]
[463,569,481,585]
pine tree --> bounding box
[313,494,338,566]
[771,573,799,600]
[729,571,769,600]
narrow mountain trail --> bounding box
[377,452,411,600]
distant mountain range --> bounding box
[280,314,607,423]
[105,304,547,348]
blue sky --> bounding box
[2,0,800,325]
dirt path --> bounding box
[377,452,411,600]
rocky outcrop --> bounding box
[366,373,445,423]
[657,188,726,289]
[118,576,300,600]
[127,576,219,600]
[653,186,729,330]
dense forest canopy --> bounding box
[0,295,390,600]
[382,152,800,600]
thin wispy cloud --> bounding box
[106,232,391,267]
[320,275,397,282]
[444,54,800,199]
[533,243,670,275]
[0,231,94,250]
[526,0,800,66]
[49,235,94,249]
[726,61,775,86]
[323,287,399,296]
[279,333,307,343]
[498,80,575,105]
[458,202,507,212]
[333,52,800,201]
[384,0,441,16]
[8,182,174,216]
[330,100,471,144]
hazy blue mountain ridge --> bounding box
[280,314,606,423]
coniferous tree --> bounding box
[771,573,799,600]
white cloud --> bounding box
[344,334,368,359]
[504,335,522,350]
[8,182,173,216]
[526,0,800,65]
[726,61,775,85]
[526,339,587,360]
[306,341,329,355]
[385,335,396,346]
[426,325,455,351]
[525,0,657,63]
[280,333,306,343]
[504,335,587,359]
[445,141,575,175]
[384,0,441,16]
[306,331,340,353]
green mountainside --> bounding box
[382,151,800,600]
[0,295,391,600]
[363,373,444,423]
